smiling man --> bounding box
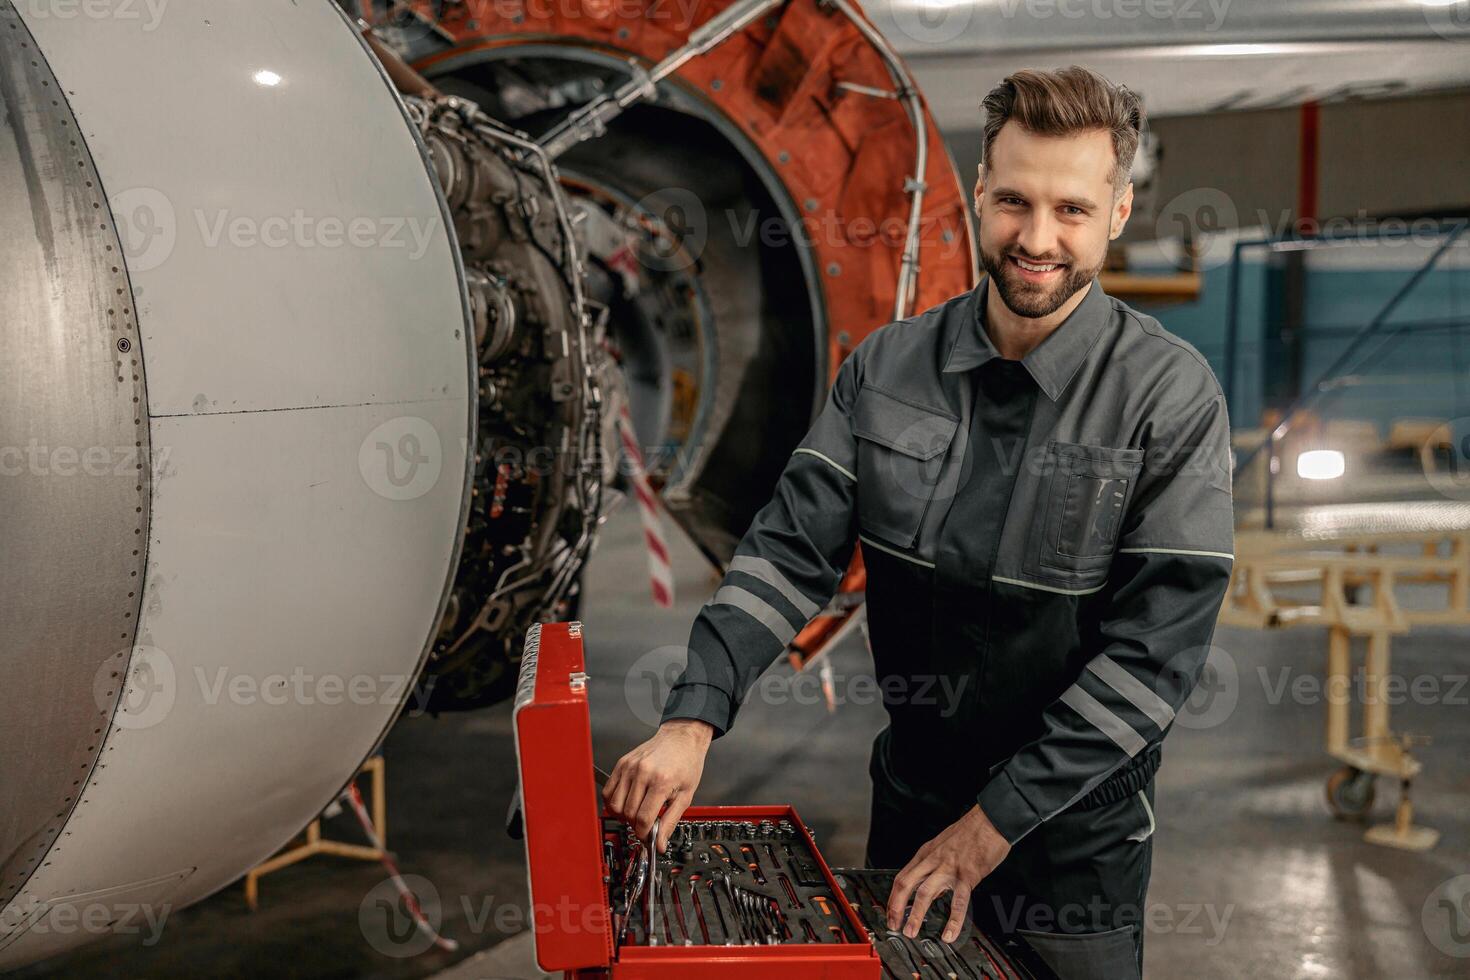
[603,66,1235,980]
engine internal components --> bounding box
[404,96,606,711]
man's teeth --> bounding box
[1014,258,1060,272]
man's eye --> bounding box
[1061,206,1084,216]
[999,197,1024,207]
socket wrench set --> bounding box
[513,622,1051,978]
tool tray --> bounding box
[513,622,1052,978]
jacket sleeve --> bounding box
[659,352,863,737]
[976,390,1235,843]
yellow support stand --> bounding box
[1221,526,1470,852]
[243,755,387,910]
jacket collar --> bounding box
[942,276,1111,402]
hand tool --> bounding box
[766,894,792,941]
[709,842,739,875]
[617,845,648,945]
[777,873,804,910]
[705,873,734,945]
[763,841,781,867]
[668,866,689,944]
[686,871,711,944]
[920,939,959,979]
[647,818,661,945]
[887,935,926,979]
[719,872,745,944]
[739,843,767,884]
[852,873,889,927]
[935,938,981,980]
[801,920,821,944]
[971,935,1014,980]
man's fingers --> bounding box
[942,887,970,944]
[903,877,950,938]
[601,761,626,809]
[604,754,641,815]
[632,778,671,841]
[658,790,693,853]
[886,858,930,931]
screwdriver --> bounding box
[739,844,767,884]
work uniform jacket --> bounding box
[661,276,1235,844]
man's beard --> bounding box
[979,242,1102,319]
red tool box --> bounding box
[512,621,1051,979]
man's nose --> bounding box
[1014,211,1060,260]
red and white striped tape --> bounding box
[345,783,459,954]
[616,403,674,609]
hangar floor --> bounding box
[14,506,1469,979]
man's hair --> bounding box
[981,66,1145,194]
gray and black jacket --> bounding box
[660,277,1234,843]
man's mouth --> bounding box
[1007,255,1066,280]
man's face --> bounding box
[974,122,1133,319]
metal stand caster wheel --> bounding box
[1326,766,1376,820]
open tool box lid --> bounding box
[512,621,879,977]
[512,621,613,972]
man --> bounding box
[602,66,1234,979]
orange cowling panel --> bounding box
[787,545,866,670]
[410,0,977,378]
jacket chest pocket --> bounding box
[852,384,958,549]
[1036,440,1143,583]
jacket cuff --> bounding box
[660,682,732,738]
[976,769,1042,845]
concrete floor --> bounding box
[15,504,1470,978]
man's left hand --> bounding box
[886,804,1012,942]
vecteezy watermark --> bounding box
[631,187,709,275]
[1422,0,1470,43]
[622,646,973,728]
[360,873,446,958]
[1424,874,1470,958]
[15,0,169,31]
[93,645,438,730]
[998,0,1232,30]
[889,0,974,45]
[613,190,971,276]
[484,0,705,29]
[0,441,171,480]
[97,644,177,731]
[359,416,443,501]
[1257,666,1468,709]
[990,895,1234,945]
[108,187,442,270]
[1155,187,1239,271]
[359,876,611,959]
[195,666,435,712]
[0,895,170,946]
[1424,417,1470,502]
[193,209,440,260]
[111,186,177,272]
[1157,644,1238,730]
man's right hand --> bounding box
[602,718,714,853]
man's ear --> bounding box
[973,166,985,219]
[1110,181,1134,240]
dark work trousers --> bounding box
[865,738,1156,980]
